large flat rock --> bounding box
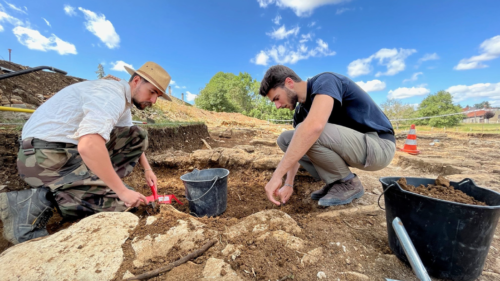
[0,212,139,281]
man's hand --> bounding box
[145,170,157,188]
[118,189,148,208]
[277,184,293,204]
[265,176,283,206]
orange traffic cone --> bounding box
[400,124,420,155]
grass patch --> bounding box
[394,123,500,134]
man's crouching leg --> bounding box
[54,184,134,220]
[0,187,55,244]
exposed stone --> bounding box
[317,271,327,279]
[0,212,139,281]
[343,271,370,280]
[271,230,305,250]
[151,151,192,167]
[10,94,22,100]
[191,149,214,165]
[220,129,232,138]
[252,156,282,170]
[11,99,23,104]
[226,210,301,239]
[145,216,157,226]
[250,139,276,146]
[131,218,207,267]
[218,148,254,167]
[202,258,241,280]
[301,247,323,266]
[233,145,255,153]
[493,258,500,274]
[123,270,135,279]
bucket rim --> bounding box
[379,176,500,209]
[180,168,230,183]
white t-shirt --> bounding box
[22,79,133,145]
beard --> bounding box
[284,87,298,110]
[132,97,152,110]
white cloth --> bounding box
[22,79,133,145]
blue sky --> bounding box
[1,0,499,108]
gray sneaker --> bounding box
[318,175,365,206]
[310,184,333,200]
[0,187,54,244]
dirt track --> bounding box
[1,125,500,280]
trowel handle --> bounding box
[150,184,159,201]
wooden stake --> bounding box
[201,139,212,150]
[123,239,217,281]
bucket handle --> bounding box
[377,182,397,210]
[186,176,219,202]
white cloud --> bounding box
[336,7,355,15]
[13,26,77,55]
[252,38,335,66]
[272,15,281,25]
[63,5,76,16]
[347,57,372,77]
[347,48,416,77]
[0,24,3,32]
[42,17,50,27]
[253,51,270,66]
[0,6,23,26]
[403,72,423,83]
[186,91,198,102]
[454,35,500,70]
[5,2,27,14]
[78,7,120,49]
[110,60,133,73]
[266,25,299,40]
[308,21,316,27]
[446,82,500,103]
[299,33,312,43]
[355,80,386,92]
[418,53,439,63]
[170,80,176,85]
[388,87,430,99]
[174,85,180,89]
[257,0,351,17]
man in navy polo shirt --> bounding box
[260,65,395,206]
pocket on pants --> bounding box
[363,132,379,168]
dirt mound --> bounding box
[397,176,487,206]
[0,60,85,109]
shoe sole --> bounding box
[0,193,17,244]
[318,189,365,206]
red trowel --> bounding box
[145,184,183,205]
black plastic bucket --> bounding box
[379,177,500,281]
[181,168,229,217]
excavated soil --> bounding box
[397,176,488,206]
[1,128,500,280]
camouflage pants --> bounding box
[17,126,148,219]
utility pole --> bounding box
[181,93,184,101]
[8,49,12,62]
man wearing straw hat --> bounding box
[259,65,395,207]
[0,62,171,244]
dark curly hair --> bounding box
[259,65,302,97]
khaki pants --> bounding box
[277,124,396,184]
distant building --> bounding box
[462,106,499,123]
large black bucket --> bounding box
[181,168,229,217]
[379,177,500,281]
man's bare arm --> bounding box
[265,95,334,205]
[78,134,147,207]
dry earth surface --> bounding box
[1,60,499,280]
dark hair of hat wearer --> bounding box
[128,73,149,84]
[259,65,302,97]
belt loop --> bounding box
[22,137,35,155]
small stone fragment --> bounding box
[317,271,327,279]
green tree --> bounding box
[380,99,416,128]
[95,63,105,79]
[415,91,462,127]
[246,95,294,122]
[195,72,258,113]
[474,101,491,109]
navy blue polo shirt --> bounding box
[293,72,395,143]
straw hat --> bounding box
[124,62,172,101]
